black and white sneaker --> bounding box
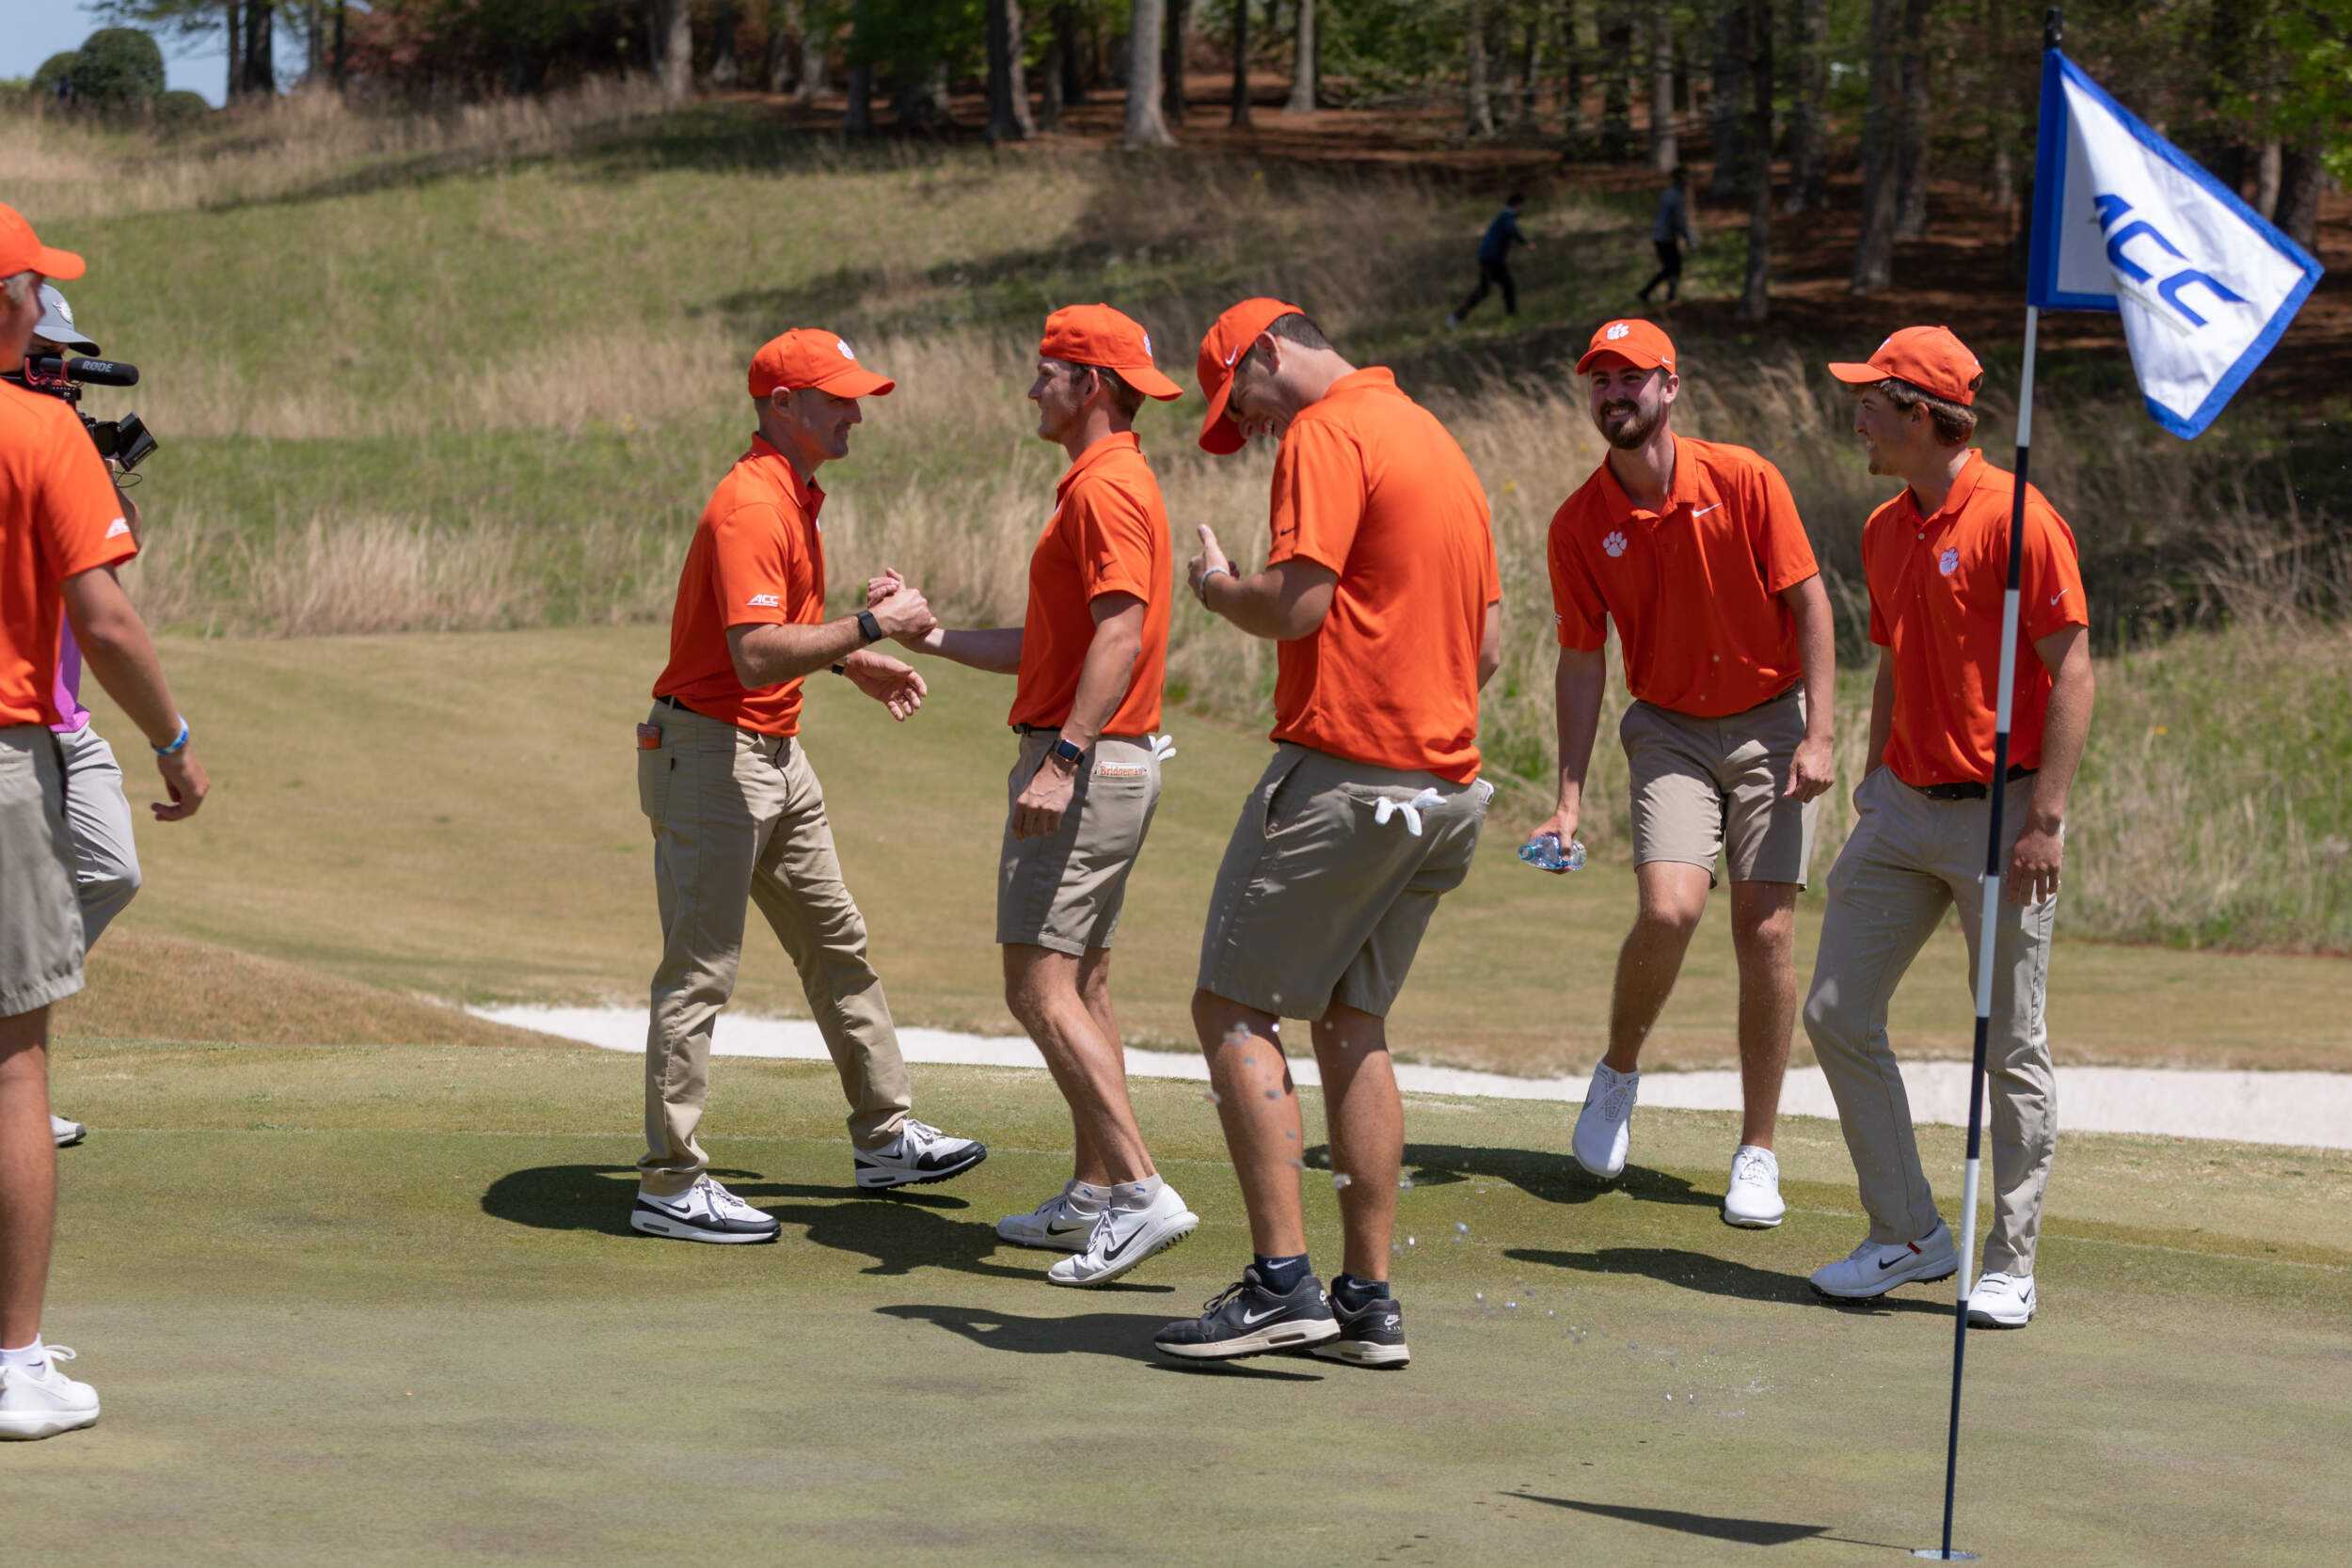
[1310,1291,1411,1369]
[1153,1267,1340,1361]
[629,1176,781,1243]
[853,1119,988,1190]
[50,1116,87,1149]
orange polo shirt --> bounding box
[1864,450,2089,787]
[1009,431,1171,736]
[653,435,827,737]
[1264,368,1500,784]
[1547,436,1819,717]
[1,382,133,728]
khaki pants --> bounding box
[1803,768,2058,1276]
[637,703,911,1196]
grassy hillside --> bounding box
[10,91,2349,950]
[68,627,2352,1072]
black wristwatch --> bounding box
[1047,736,1086,768]
[856,609,882,643]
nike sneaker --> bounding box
[853,1119,988,1190]
[1046,1184,1199,1287]
[1154,1267,1339,1360]
[629,1176,781,1243]
[1966,1271,2037,1328]
[0,1348,100,1441]
[1310,1291,1410,1369]
[996,1181,1104,1252]
[1808,1221,1958,1299]
[51,1115,86,1148]
[1572,1063,1639,1180]
[1722,1144,1786,1228]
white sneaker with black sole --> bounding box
[1572,1062,1640,1179]
[853,1119,988,1190]
[1809,1221,1957,1299]
[630,1176,781,1243]
[1046,1184,1199,1288]
[1722,1144,1786,1227]
[51,1115,86,1148]
[1966,1271,2037,1328]
[0,1348,100,1441]
[996,1182,1103,1252]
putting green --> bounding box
[13,1037,2348,1565]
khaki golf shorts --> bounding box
[0,725,87,1018]
[1197,743,1490,1020]
[997,732,1163,955]
[1623,684,1819,886]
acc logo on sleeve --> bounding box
[746,593,781,608]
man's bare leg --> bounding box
[1311,1005,1402,1284]
[1191,989,1306,1258]
[1004,944,1152,1185]
[0,1008,57,1350]
[1602,862,1714,1071]
[1727,880,1800,1150]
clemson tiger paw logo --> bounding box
[835,338,856,359]
[1938,546,1961,576]
[1605,322,1632,341]
[1602,531,1629,558]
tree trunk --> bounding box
[987,0,1036,141]
[242,1,276,97]
[708,2,741,87]
[1164,0,1191,122]
[1515,15,1541,126]
[1851,0,1899,293]
[1646,10,1676,171]
[764,2,795,93]
[655,0,692,103]
[332,0,346,89]
[1785,0,1827,211]
[2255,138,2283,218]
[1561,0,1584,136]
[226,1,242,103]
[1467,0,1496,138]
[1125,0,1177,146]
[1057,4,1087,104]
[305,0,322,79]
[1230,0,1252,127]
[794,3,828,104]
[1598,6,1634,159]
[1740,0,1772,322]
[2272,135,2326,250]
[895,58,950,129]
[1892,18,1929,240]
[845,61,874,134]
[1705,1,1750,203]
[1286,0,1316,113]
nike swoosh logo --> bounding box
[2049,593,2067,605]
[1878,1245,1920,1271]
[1691,503,1721,518]
[1240,1305,1286,1324]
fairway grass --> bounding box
[76,626,2352,1074]
[15,1038,2351,1566]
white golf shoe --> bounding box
[1047,1183,1200,1288]
[0,1348,100,1441]
[1722,1144,1786,1228]
[995,1182,1104,1252]
[1809,1222,1957,1299]
[1572,1063,1640,1179]
[852,1119,988,1189]
[629,1176,780,1243]
[51,1115,86,1148]
[1966,1271,2037,1328]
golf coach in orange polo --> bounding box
[629,329,988,1244]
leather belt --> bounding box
[1908,765,2036,802]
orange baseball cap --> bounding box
[1828,325,1983,405]
[748,328,896,400]
[1575,318,1676,375]
[0,204,85,282]
[1195,296,1306,454]
[1041,304,1184,401]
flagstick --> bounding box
[1926,304,2039,1564]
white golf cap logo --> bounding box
[1605,323,1631,341]
[1142,331,1152,358]
[836,338,855,359]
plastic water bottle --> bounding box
[1517,831,1587,873]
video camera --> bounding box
[5,353,158,472]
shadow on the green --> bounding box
[1504,1244,1951,1316]
[878,1305,1325,1380]
[1305,1142,1719,1211]
[479,1163,963,1244]
[1505,1493,1830,1545]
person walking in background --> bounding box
[631,328,987,1245]
[1158,299,1502,1369]
[2,207,210,1442]
[1804,326,2094,1328]
[1535,319,1836,1228]
[1637,167,1694,306]
[880,304,1198,1289]
[1448,193,1532,327]
[24,285,146,1155]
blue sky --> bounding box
[5,3,246,107]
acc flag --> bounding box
[2026,51,2324,438]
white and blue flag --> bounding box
[2026,50,2324,438]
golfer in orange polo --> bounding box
[1155,300,1502,1367]
[1804,326,2093,1327]
[1537,318,1836,1227]
[881,304,1198,1287]
[631,329,987,1244]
